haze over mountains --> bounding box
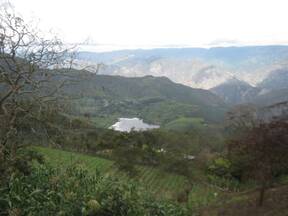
[76,45,288,106]
[211,68,288,105]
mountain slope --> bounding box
[210,78,260,104]
[248,69,288,106]
[62,70,227,127]
[257,68,288,90]
[210,68,288,105]
[252,88,288,107]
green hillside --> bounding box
[34,146,188,199]
[164,117,206,131]
[33,146,226,209]
[61,71,227,128]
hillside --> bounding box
[33,146,225,210]
[252,88,288,107]
[210,68,288,106]
[210,78,260,104]
[35,146,288,216]
[257,68,288,90]
[200,184,288,216]
[61,70,227,128]
[34,146,188,200]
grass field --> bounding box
[30,146,288,215]
[33,146,188,200]
[164,117,205,131]
[33,146,225,209]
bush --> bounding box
[0,163,188,216]
[207,156,242,191]
[207,157,232,178]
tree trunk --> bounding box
[258,182,266,207]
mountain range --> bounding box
[211,68,288,105]
[76,45,288,89]
[75,46,288,107]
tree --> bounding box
[0,4,74,181]
[112,132,142,177]
[227,119,288,206]
[225,104,258,137]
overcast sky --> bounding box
[6,0,288,50]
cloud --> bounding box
[8,0,288,48]
[207,39,243,47]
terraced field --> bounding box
[34,146,188,199]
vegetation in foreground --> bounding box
[33,146,188,200]
[0,161,187,216]
[1,4,288,216]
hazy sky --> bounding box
[6,0,288,50]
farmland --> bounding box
[33,146,222,208]
[33,146,189,200]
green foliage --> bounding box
[0,148,44,185]
[164,117,205,132]
[188,184,219,209]
[63,72,227,127]
[208,157,232,178]
[113,146,140,177]
[207,175,241,192]
[54,125,221,170]
[34,146,189,200]
[206,156,243,191]
[0,163,188,216]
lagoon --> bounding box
[109,118,159,132]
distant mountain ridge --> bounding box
[210,78,260,104]
[258,69,288,90]
[210,68,288,106]
[76,45,288,89]
[74,46,288,112]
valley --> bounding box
[61,71,227,129]
[2,1,288,215]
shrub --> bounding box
[0,163,188,216]
[207,157,232,178]
[207,156,242,191]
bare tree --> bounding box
[227,108,288,206]
[0,4,75,178]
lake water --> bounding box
[109,118,159,132]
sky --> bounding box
[4,0,288,51]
